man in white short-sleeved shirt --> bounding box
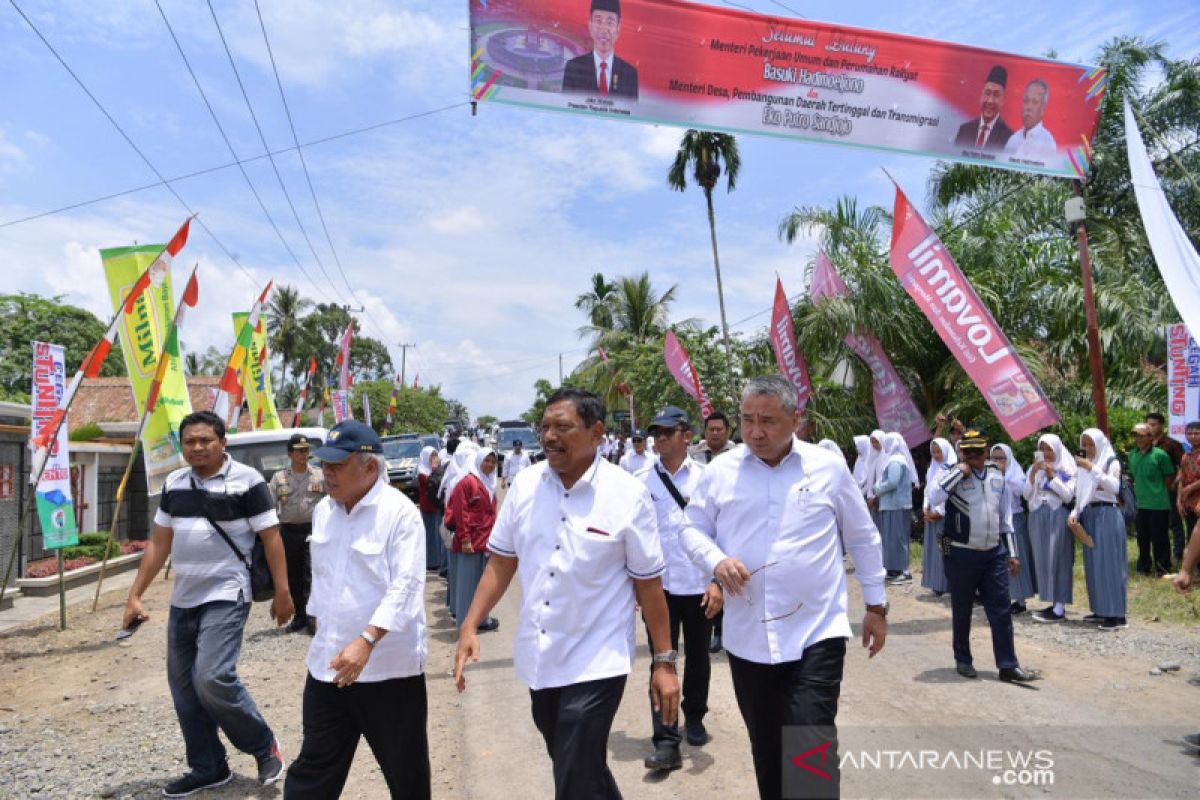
[454,388,680,799]
[122,411,291,796]
[680,375,889,800]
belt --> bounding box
[1088,502,1117,508]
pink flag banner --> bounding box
[332,389,353,423]
[664,331,714,418]
[768,276,813,411]
[809,252,929,447]
[889,184,1058,440]
[335,323,354,390]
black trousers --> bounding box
[530,675,626,800]
[945,544,1018,670]
[643,591,713,746]
[1135,508,1172,575]
[729,638,846,800]
[284,673,430,799]
[280,522,312,622]
[1168,496,1186,561]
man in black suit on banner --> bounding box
[561,0,639,100]
[954,65,1013,152]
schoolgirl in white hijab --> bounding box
[1073,428,1127,629]
[864,429,886,501]
[921,437,957,595]
[469,447,498,500]
[991,443,1034,611]
[1023,433,1077,622]
[875,432,915,581]
[418,445,437,478]
[852,435,871,495]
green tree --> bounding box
[445,398,469,427]
[477,414,498,429]
[352,381,447,434]
[668,130,742,398]
[0,293,125,400]
[574,272,617,336]
[264,284,311,389]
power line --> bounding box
[206,0,350,305]
[7,0,261,288]
[154,0,337,304]
[0,102,468,230]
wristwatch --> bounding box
[359,631,378,647]
[651,649,679,665]
[865,603,889,619]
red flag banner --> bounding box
[664,331,714,418]
[809,252,929,447]
[889,183,1058,440]
[468,0,1106,179]
[768,276,812,411]
[336,323,354,390]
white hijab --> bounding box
[883,432,919,487]
[864,429,886,496]
[1075,427,1116,510]
[817,439,845,463]
[418,445,436,477]
[990,443,1023,485]
[1035,433,1077,480]
[470,447,498,500]
[852,435,870,488]
[441,441,478,501]
[925,437,958,487]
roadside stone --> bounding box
[1157,662,1181,672]
[1150,667,1163,676]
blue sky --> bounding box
[1,0,1197,420]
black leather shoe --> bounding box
[956,662,978,679]
[708,634,723,654]
[685,719,710,746]
[644,744,682,771]
[999,666,1041,683]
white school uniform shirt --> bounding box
[487,456,665,690]
[306,481,427,683]
[1022,464,1076,510]
[503,451,531,482]
[637,457,709,596]
[619,449,656,474]
[1004,122,1057,160]
[679,441,887,665]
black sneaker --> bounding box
[1010,601,1027,615]
[1182,732,1200,752]
[1098,617,1127,631]
[257,740,285,786]
[643,743,683,771]
[685,718,710,746]
[1032,609,1065,623]
[162,768,232,797]
[286,617,309,633]
[1081,613,1102,623]
[477,617,500,633]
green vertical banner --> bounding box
[232,312,282,430]
[31,342,79,548]
[101,244,193,493]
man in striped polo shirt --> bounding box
[122,410,293,797]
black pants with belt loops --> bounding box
[530,674,627,799]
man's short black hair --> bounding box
[447,437,460,455]
[704,411,730,429]
[1146,412,1166,425]
[545,388,606,428]
[179,410,226,439]
[1186,420,1200,432]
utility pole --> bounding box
[397,343,416,388]
[558,353,563,385]
[1067,185,1109,436]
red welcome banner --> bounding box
[809,252,929,448]
[468,0,1106,178]
[889,184,1058,441]
[664,330,713,418]
[768,276,812,411]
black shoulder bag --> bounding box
[190,476,275,602]
[654,462,689,510]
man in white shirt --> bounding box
[502,439,531,488]
[637,406,724,773]
[620,429,655,474]
[1003,78,1058,161]
[680,375,888,800]
[454,388,679,799]
[284,421,430,799]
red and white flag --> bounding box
[212,281,273,422]
[29,218,190,481]
[335,323,354,390]
[663,331,713,418]
[293,357,318,427]
[810,252,929,448]
[890,182,1058,440]
[768,276,813,411]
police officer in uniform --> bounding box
[927,429,1039,682]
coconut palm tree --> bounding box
[668,130,741,401]
[574,272,617,337]
[264,284,311,390]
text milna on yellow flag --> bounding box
[231,312,282,430]
[101,244,193,493]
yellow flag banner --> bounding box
[231,312,282,431]
[101,244,193,493]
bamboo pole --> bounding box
[90,441,141,611]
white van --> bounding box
[224,427,328,483]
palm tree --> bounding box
[668,130,741,402]
[264,284,311,390]
[574,273,617,338]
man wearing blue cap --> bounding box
[285,421,431,798]
[561,0,639,100]
[639,406,724,772]
[620,429,655,474]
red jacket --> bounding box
[445,474,496,553]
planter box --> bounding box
[16,552,144,598]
